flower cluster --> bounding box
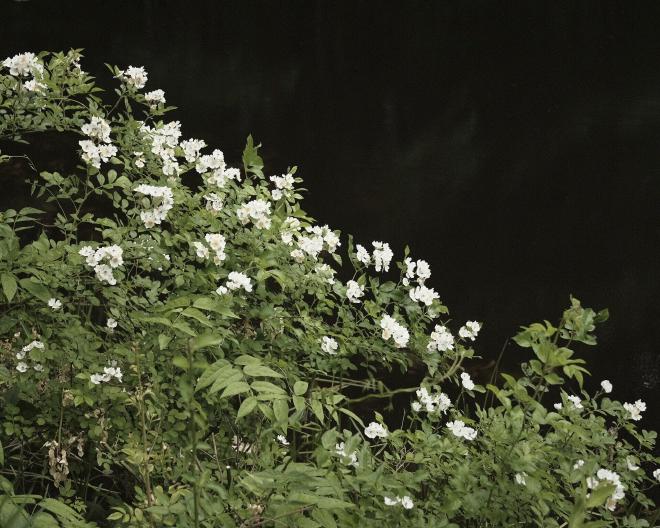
[460,372,475,390]
[79,116,117,169]
[216,271,252,295]
[587,468,625,511]
[345,280,364,303]
[384,495,414,509]
[409,284,439,307]
[193,234,227,264]
[403,257,431,285]
[79,244,124,285]
[144,89,166,107]
[269,173,295,200]
[139,121,182,177]
[90,362,123,385]
[380,314,410,348]
[411,387,452,414]
[237,199,271,229]
[16,340,45,373]
[320,336,338,355]
[427,325,454,353]
[117,65,148,89]
[355,241,393,272]
[2,52,44,77]
[364,422,388,439]
[446,420,477,441]
[291,225,341,261]
[135,184,174,227]
[334,442,359,467]
[600,379,613,393]
[623,400,646,421]
[458,321,481,341]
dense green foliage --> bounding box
[0,51,658,527]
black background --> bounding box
[2,0,659,427]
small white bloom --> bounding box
[335,442,359,467]
[320,336,338,355]
[626,457,640,471]
[514,472,527,486]
[355,244,370,264]
[106,318,118,329]
[364,421,388,439]
[383,497,399,506]
[573,459,585,469]
[48,298,62,311]
[601,380,613,393]
[459,320,481,341]
[276,434,289,446]
[400,496,414,509]
[118,65,148,89]
[380,314,410,348]
[372,241,393,272]
[346,280,364,303]
[623,400,646,421]
[16,362,28,373]
[653,468,660,481]
[144,89,166,106]
[567,395,583,410]
[461,372,475,391]
[427,325,454,353]
[409,285,439,307]
[446,420,477,441]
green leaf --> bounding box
[310,399,324,422]
[293,381,308,396]
[172,355,188,371]
[221,382,251,399]
[18,278,50,303]
[251,380,286,394]
[190,332,222,352]
[1,274,17,303]
[273,399,289,427]
[243,364,283,378]
[236,396,258,420]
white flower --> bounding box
[427,325,454,353]
[2,52,44,77]
[409,285,439,306]
[461,372,475,391]
[276,434,289,446]
[290,249,305,263]
[90,362,123,384]
[314,263,336,284]
[269,173,295,199]
[372,241,393,272]
[80,244,123,285]
[135,184,174,227]
[81,116,112,143]
[205,233,227,263]
[144,89,166,106]
[134,151,146,168]
[320,336,338,355]
[24,79,46,92]
[402,257,431,285]
[567,395,583,410]
[588,468,625,511]
[573,459,585,469]
[364,422,388,439]
[180,139,206,163]
[653,469,660,482]
[413,387,452,414]
[346,280,364,303]
[446,420,477,441]
[459,321,481,341]
[106,318,118,329]
[400,496,414,510]
[355,244,370,264]
[554,402,563,410]
[271,189,283,201]
[379,314,410,348]
[383,497,399,506]
[623,400,646,421]
[193,241,210,259]
[237,199,271,229]
[335,442,359,467]
[33,364,43,372]
[514,472,527,486]
[626,457,640,471]
[48,298,62,311]
[601,380,613,393]
[217,272,252,295]
[204,193,223,213]
[118,65,148,89]
[16,362,28,373]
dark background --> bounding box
[2,1,659,426]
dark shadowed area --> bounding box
[2,0,659,426]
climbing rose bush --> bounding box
[0,50,658,527]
